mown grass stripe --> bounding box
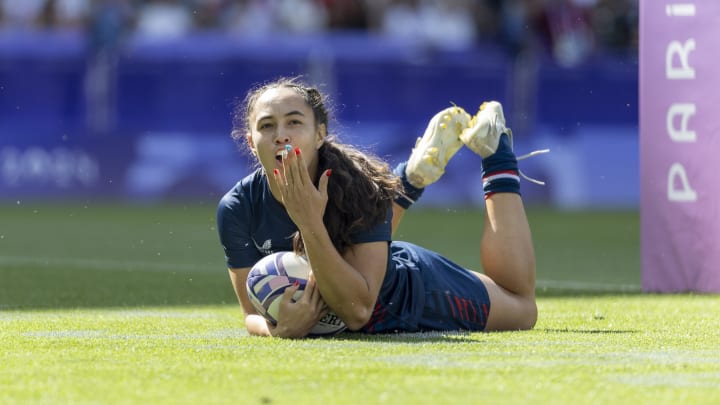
[0,255,213,272]
[1,255,641,293]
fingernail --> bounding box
[294,147,300,155]
[285,145,292,152]
[281,150,287,159]
[325,169,332,177]
[293,281,300,287]
[273,168,279,175]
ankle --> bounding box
[393,161,425,208]
[481,134,520,199]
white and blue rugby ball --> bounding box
[246,251,347,337]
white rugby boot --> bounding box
[461,101,550,185]
[405,105,471,188]
[460,101,510,158]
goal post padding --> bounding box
[640,1,720,292]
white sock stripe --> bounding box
[483,172,520,185]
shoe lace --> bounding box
[516,149,551,186]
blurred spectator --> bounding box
[221,0,277,36]
[220,0,327,36]
[135,0,193,38]
[497,0,540,55]
[88,0,133,51]
[0,0,639,57]
[321,0,369,30]
[42,0,91,30]
[498,0,605,66]
[376,0,423,42]
[592,0,638,52]
[0,0,47,29]
[275,0,328,33]
[58,0,91,28]
[189,0,228,30]
[536,0,597,67]
[473,0,503,41]
[190,0,227,30]
[372,0,478,51]
[422,0,478,51]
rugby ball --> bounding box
[246,251,347,337]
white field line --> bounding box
[1,255,642,292]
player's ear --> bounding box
[315,123,326,149]
[246,132,257,156]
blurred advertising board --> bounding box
[1,32,638,208]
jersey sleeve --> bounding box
[350,207,393,244]
[216,189,262,269]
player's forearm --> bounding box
[299,222,374,329]
[229,269,277,337]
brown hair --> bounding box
[232,77,400,254]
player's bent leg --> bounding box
[390,202,407,236]
[477,194,537,331]
[481,193,536,298]
[478,272,537,331]
[460,100,541,331]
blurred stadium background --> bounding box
[7,6,720,404]
[0,0,638,209]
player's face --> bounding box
[246,87,325,177]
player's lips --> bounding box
[274,145,293,165]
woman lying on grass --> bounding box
[217,77,538,337]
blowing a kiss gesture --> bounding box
[220,77,539,338]
[271,144,332,232]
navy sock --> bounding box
[393,161,424,209]
[481,134,520,199]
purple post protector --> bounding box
[640,0,720,292]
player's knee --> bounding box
[518,299,538,330]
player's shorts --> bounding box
[361,241,490,333]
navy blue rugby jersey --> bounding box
[217,168,392,269]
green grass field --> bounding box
[1,202,718,404]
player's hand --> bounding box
[272,145,331,230]
[270,276,328,338]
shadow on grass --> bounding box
[543,328,639,334]
[331,330,482,343]
[330,327,640,343]
[2,265,644,311]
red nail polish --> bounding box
[325,169,332,177]
[294,147,300,155]
[293,281,300,287]
[273,168,279,175]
